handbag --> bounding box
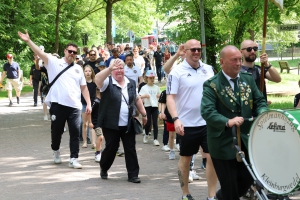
[122,93,143,134]
[42,62,74,95]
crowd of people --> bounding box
[0,30,286,200]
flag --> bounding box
[270,0,284,11]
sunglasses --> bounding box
[241,46,258,52]
[186,48,202,53]
[90,54,96,56]
[67,49,77,54]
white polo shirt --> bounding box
[124,65,142,86]
[166,59,214,127]
[45,56,86,109]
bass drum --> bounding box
[249,109,300,195]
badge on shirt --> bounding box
[134,70,137,73]
[75,69,79,73]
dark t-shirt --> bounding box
[158,90,172,122]
[84,60,97,69]
[294,93,300,108]
[30,64,41,81]
[3,61,20,79]
[153,51,163,67]
[39,67,48,92]
[81,81,97,105]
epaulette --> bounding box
[208,75,218,81]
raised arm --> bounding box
[18,31,49,65]
[163,44,185,74]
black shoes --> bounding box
[34,102,37,107]
[127,177,141,183]
[8,101,13,107]
[100,170,108,179]
[17,97,20,104]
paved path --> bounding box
[0,93,299,200]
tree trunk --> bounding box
[248,29,255,41]
[233,20,246,47]
[55,0,61,53]
[106,0,113,43]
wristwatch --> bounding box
[265,64,272,70]
[172,117,179,122]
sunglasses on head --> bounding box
[241,46,258,52]
[186,48,202,53]
[67,49,77,54]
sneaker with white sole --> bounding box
[44,115,48,121]
[53,150,62,164]
[143,135,148,143]
[153,139,160,146]
[69,158,82,169]
[188,171,193,183]
[162,145,170,151]
[95,152,101,162]
[190,170,199,180]
[175,143,180,151]
[169,150,175,160]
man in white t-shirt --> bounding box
[124,54,143,87]
[18,31,91,169]
[166,39,217,200]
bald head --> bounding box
[241,40,256,49]
[184,39,200,50]
[220,45,239,59]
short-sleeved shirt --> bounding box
[139,84,160,107]
[133,56,145,70]
[3,61,20,79]
[158,90,172,122]
[30,64,41,81]
[124,65,142,86]
[84,60,97,69]
[166,59,214,127]
[153,51,164,66]
[44,56,86,109]
[100,76,132,126]
[81,81,97,105]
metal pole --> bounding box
[200,0,207,63]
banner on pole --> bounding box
[270,0,284,11]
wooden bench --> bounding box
[278,61,299,74]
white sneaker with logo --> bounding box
[191,170,199,180]
[53,150,62,164]
[153,139,160,146]
[143,135,148,143]
[69,158,82,169]
[95,153,101,162]
[162,145,170,151]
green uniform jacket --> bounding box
[201,71,268,160]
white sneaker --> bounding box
[53,150,62,164]
[153,139,160,146]
[44,115,48,121]
[175,144,180,151]
[169,150,175,160]
[143,135,148,143]
[95,153,101,162]
[64,127,67,132]
[188,171,193,183]
[69,158,82,169]
[142,129,145,135]
[162,145,170,151]
[191,170,199,180]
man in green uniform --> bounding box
[201,45,268,200]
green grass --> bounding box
[0,85,32,99]
[267,94,294,109]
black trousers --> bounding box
[49,103,81,158]
[212,143,253,200]
[144,106,158,140]
[100,126,139,179]
[32,79,40,104]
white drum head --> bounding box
[249,110,300,194]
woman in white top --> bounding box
[133,47,145,73]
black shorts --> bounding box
[179,125,208,156]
